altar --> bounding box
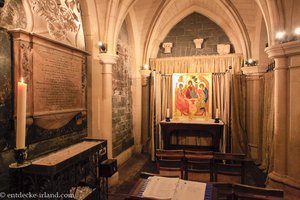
[159,119,224,151]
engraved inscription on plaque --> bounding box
[33,45,84,116]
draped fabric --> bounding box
[231,74,248,154]
[230,72,274,171]
[212,73,231,152]
[261,72,274,173]
[149,54,243,159]
[150,54,243,74]
[149,71,172,160]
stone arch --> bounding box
[215,0,251,58]
[119,12,145,152]
[156,12,233,58]
[80,0,101,56]
[23,0,34,31]
[255,0,285,46]
[79,0,102,139]
[100,0,137,54]
[144,3,251,61]
[252,11,269,66]
[112,0,137,53]
[126,10,142,74]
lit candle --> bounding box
[215,108,219,119]
[16,78,27,149]
[143,64,150,70]
[166,108,170,118]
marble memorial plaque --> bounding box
[33,45,84,116]
[10,30,87,129]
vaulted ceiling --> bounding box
[82,0,299,66]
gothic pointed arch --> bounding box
[143,1,251,61]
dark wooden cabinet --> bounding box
[99,159,118,178]
[12,138,108,199]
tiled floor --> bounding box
[107,153,267,200]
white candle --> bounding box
[16,78,27,149]
[166,108,170,118]
[216,108,219,119]
[143,64,150,70]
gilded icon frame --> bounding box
[172,73,212,120]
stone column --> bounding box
[265,47,289,177]
[131,76,142,153]
[273,57,288,175]
[87,57,102,139]
[265,40,300,198]
[98,53,118,158]
[140,69,151,153]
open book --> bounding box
[142,176,206,200]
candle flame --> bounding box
[21,77,24,83]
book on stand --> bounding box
[142,176,206,200]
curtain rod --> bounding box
[154,71,230,76]
[149,53,243,61]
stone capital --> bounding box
[265,40,300,59]
[162,42,173,53]
[139,69,151,86]
[98,53,119,65]
[193,38,204,49]
[241,65,268,75]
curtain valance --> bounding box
[149,53,243,74]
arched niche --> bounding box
[156,12,233,58]
[144,4,250,61]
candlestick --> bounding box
[9,147,31,168]
[214,108,219,123]
[16,78,27,149]
[166,108,170,122]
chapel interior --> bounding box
[0,0,300,199]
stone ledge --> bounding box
[241,65,268,75]
[266,40,300,58]
[268,171,300,190]
[98,53,119,64]
[115,146,134,167]
[268,171,300,199]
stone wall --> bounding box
[0,0,87,192]
[0,0,26,29]
[157,12,232,58]
[0,30,12,152]
[112,23,134,157]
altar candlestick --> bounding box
[166,108,170,118]
[16,78,27,149]
[216,108,219,119]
